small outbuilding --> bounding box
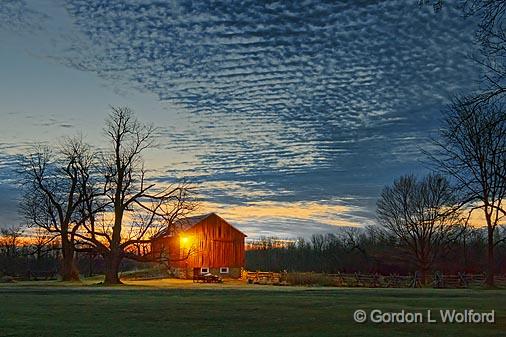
[151,213,247,278]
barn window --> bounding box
[220,267,229,274]
[200,267,209,274]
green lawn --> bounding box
[0,280,504,337]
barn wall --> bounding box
[175,267,242,279]
[151,236,180,262]
[151,214,246,275]
[184,213,245,269]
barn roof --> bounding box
[153,212,247,239]
[175,213,214,230]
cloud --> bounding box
[0,184,21,227]
[57,0,479,181]
[0,1,483,235]
[0,0,49,35]
[0,150,22,227]
[200,199,375,238]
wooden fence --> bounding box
[242,270,506,288]
[243,271,288,285]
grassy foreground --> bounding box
[0,280,504,337]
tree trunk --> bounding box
[36,247,42,264]
[88,252,95,277]
[485,227,495,287]
[418,255,430,286]
[103,250,122,285]
[420,267,430,286]
[60,236,79,281]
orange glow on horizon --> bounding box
[199,200,362,228]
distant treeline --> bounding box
[0,227,144,279]
[0,246,145,280]
[3,225,506,279]
[245,226,506,275]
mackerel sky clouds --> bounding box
[0,0,480,237]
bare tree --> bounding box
[419,1,506,105]
[20,137,96,281]
[377,174,465,284]
[418,0,506,286]
[462,0,506,104]
[75,107,197,284]
[427,1,506,103]
[30,227,58,263]
[0,225,24,258]
[340,227,369,258]
[430,99,506,286]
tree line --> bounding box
[249,95,505,286]
[246,226,506,281]
[250,1,506,286]
[1,0,505,287]
[0,225,154,279]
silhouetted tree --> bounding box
[30,227,58,263]
[75,107,197,284]
[463,0,506,104]
[377,174,464,284]
[20,138,96,281]
[0,225,24,258]
[423,1,506,103]
[430,100,506,286]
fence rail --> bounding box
[243,270,506,288]
[243,271,288,285]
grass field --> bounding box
[0,279,505,337]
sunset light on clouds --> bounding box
[0,1,484,238]
[2,3,506,336]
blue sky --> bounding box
[0,0,481,238]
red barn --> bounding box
[151,213,247,278]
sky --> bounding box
[0,0,482,238]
